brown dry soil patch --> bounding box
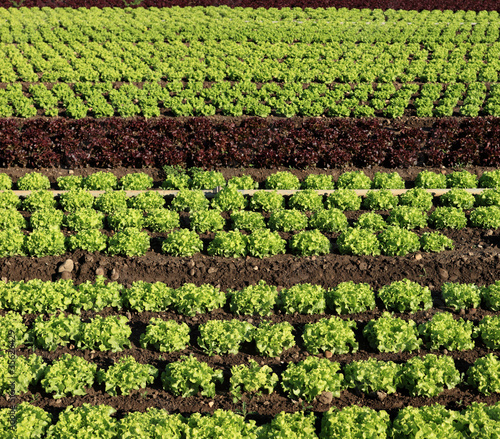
[1,166,500,427]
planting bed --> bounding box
[1,297,499,419]
[1,164,500,435]
[0,164,500,290]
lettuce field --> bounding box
[0,0,499,437]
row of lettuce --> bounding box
[1,7,499,45]
[1,401,500,439]
[0,277,498,314]
[1,8,500,94]
[6,170,500,216]
[4,36,500,83]
[5,192,496,230]
[0,222,461,257]
[2,81,500,119]
[2,306,500,354]
[5,39,500,85]
[3,172,500,256]
[0,211,468,258]
[0,117,497,170]
[4,169,499,191]
[1,348,500,400]
[3,184,500,224]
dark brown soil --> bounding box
[1,227,500,291]
[1,165,499,427]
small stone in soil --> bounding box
[318,391,333,405]
[110,268,119,281]
[96,267,105,276]
[58,259,74,273]
[438,268,449,280]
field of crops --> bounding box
[1,7,500,119]
[0,0,499,437]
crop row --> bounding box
[4,198,499,230]
[3,42,500,87]
[5,40,500,84]
[4,181,500,220]
[1,0,499,12]
[5,169,500,213]
[0,277,498,315]
[5,169,500,191]
[2,309,500,356]
[1,117,499,169]
[3,81,500,119]
[0,223,458,257]
[1,401,499,439]
[8,186,500,256]
[0,7,499,46]
[2,348,500,401]
[2,8,500,95]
